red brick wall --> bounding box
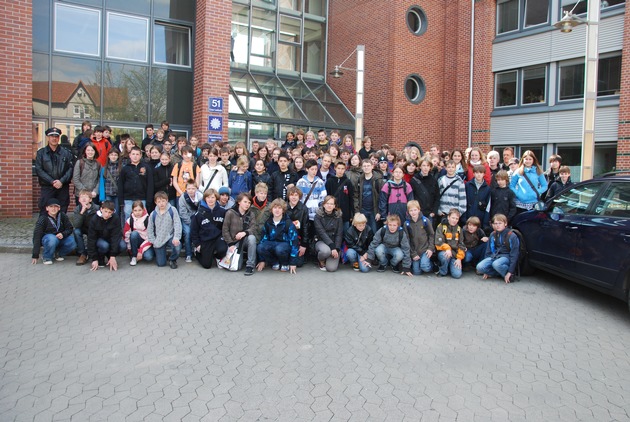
[192,0,232,143]
[470,0,496,153]
[0,1,33,217]
[328,0,490,154]
[617,3,630,171]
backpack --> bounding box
[383,180,408,203]
[151,207,175,236]
[379,226,405,244]
[175,161,198,181]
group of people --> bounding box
[33,123,574,283]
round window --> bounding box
[406,6,428,36]
[405,74,426,104]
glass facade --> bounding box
[229,0,355,144]
[33,0,194,146]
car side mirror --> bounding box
[550,206,564,221]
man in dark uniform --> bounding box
[35,127,74,214]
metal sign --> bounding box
[208,97,224,113]
[208,116,223,132]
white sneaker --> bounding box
[185,256,192,263]
[43,259,53,265]
[54,255,64,262]
[130,257,137,266]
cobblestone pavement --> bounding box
[1,253,629,421]
[0,218,37,253]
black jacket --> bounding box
[118,162,154,205]
[87,212,123,260]
[343,225,373,255]
[489,187,517,224]
[152,163,176,201]
[314,208,344,251]
[411,173,440,218]
[32,212,74,258]
[325,175,354,223]
[270,170,298,201]
[190,202,226,246]
[35,145,74,187]
[286,200,310,247]
[353,173,383,214]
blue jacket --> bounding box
[259,217,300,265]
[465,179,491,227]
[228,170,252,199]
[510,166,548,205]
[190,201,226,246]
[484,229,520,274]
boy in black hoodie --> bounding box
[87,200,123,271]
[325,160,354,234]
[31,198,76,265]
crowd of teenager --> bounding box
[33,120,574,283]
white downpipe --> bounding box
[468,0,475,147]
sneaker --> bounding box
[169,260,178,269]
[76,254,87,266]
[392,264,401,274]
[280,265,289,272]
[377,265,386,272]
[185,256,192,263]
[43,259,53,265]
[272,263,280,271]
[130,257,137,266]
[244,266,254,276]
[353,262,360,271]
[54,255,64,262]
[318,261,326,271]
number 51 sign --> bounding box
[208,97,224,113]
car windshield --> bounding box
[552,182,605,215]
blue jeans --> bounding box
[73,228,87,255]
[345,248,370,272]
[123,199,146,222]
[128,231,154,261]
[41,234,76,261]
[181,223,192,257]
[476,256,510,278]
[375,245,403,267]
[464,243,486,265]
[411,252,433,275]
[104,195,119,213]
[154,239,182,267]
[95,238,127,260]
[362,211,378,235]
[257,241,291,266]
[437,251,463,279]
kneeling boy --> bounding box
[367,214,412,276]
[87,200,123,271]
[476,214,519,283]
[32,198,76,265]
[435,208,466,278]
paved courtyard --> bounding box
[1,253,629,421]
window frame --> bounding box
[54,3,101,57]
[106,12,150,63]
[521,65,547,106]
[495,70,518,108]
[557,52,622,102]
[497,0,551,36]
[153,21,192,68]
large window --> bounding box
[495,71,517,107]
[497,0,549,35]
[54,3,100,56]
[107,13,149,62]
[522,66,546,104]
[559,54,622,101]
[250,8,276,68]
[561,0,625,16]
[154,23,191,67]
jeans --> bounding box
[181,223,192,258]
[242,234,257,269]
[154,239,182,267]
[95,238,127,261]
[375,245,403,267]
[73,228,87,255]
[437,251,463,279]
[476,256,510,278]
[362,211,378,235]
[464,243,487,265]
[128,231,154,261]
[315,241,340,272]
[123,199,146,222]
[41,234,76,261]
[257,241,291,267]
[345,248,370,272]
[411,252,433,275]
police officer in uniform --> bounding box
[35,127,74,214]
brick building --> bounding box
[1,0,628,217]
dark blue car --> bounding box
[512,175,630,311]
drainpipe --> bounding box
[468,0,475,148]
